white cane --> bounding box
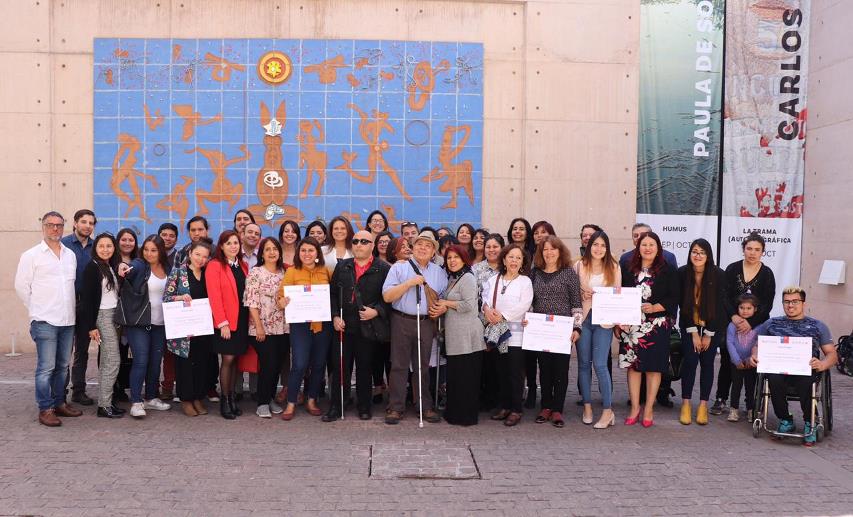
[415,282,424,429]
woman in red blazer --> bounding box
[205,230,250,419]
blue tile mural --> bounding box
[93,38,484,243]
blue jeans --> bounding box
[577,316,613,409]
[31,321,74,411]
[125,325,166,403]
[680,332,720,401]
[287,323,331,403]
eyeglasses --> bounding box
[782,299,803,306]
[43,223,64,230]
[690,250,707,256]
[352,238,372,246]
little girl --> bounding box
[726,294,760,422]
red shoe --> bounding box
[624,410,641,426]
[641,418,654,428]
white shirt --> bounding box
[322,245,353,275]
[147,274,167,326]
[15,240,77,326]
[481,274,533,348]
[100,273,119,310]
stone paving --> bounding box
[1,351,852,516]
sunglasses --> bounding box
[352,238,373,245]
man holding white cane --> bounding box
[382,231,447,425]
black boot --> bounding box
[321,407,341,422]
[228,394,242,416]
[220,396,235,420]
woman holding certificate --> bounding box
[244,237,287,419]
[278,237,332,420]
[482,243,534,427]
[617,231,678,427]
[429,244,485,426]
[574,230,621,429]
[529,236,583,428]
[163,238,214,417]
[677,239,728,425]
[206,230,250,420]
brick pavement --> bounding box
[1,352,852,516]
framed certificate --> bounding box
[591,287,642,326]
[283,284,332,323]
[756,335,812,376]
[521,312,573,355]
[163,298,214,340]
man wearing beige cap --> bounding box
[382,231,448,424]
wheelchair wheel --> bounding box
[752,418,761,438]
[752,373,765,423]
[823,371,833,435]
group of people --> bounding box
[14,209,837,445]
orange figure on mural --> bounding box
[173,105,222,141]
[246,101,303,225]
[111,133,158,223]
[143,104,164,131]
[380,203,402,235]
[422,125,475,209]
[297,120,328,198]
[304,55,347,84]
[155,175,194,228]
[347,103,412,200]
[407,60,450,112]
[203,52,246,83]
[187,145,249,216]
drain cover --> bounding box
[369,445,481,480]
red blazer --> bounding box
[205,259,249,331]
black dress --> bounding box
[176,269,212,401]
[213,263,250,356]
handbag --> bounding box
[667,329,684,381]
[237,344,259,373]
[350,267,391,343]
[114,269,151,327]
[481,274,511,354]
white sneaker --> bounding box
[269,401,283,414]
[144,398,171,411]
[130,402,146,418]
[727,408,740,422]
[172,396,180,403]
[256,404,272,418]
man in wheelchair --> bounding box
[752,286,837,446]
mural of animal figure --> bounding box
[111,133,158,223]
[421,125,475,209]
[348,103,412,200]
[247,100,303,225]
[297,119,328,198]
[155,175,194,229]
[187,145,249,216]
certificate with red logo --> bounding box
[283,284,332,323]
[757,336,812,376]
[521,312,574,355]
[591,287,642,326]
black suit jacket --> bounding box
[330,258,391,336]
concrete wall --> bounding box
[801,0,853,337]
[0,0,639,351]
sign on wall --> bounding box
[93,38,483,241]
[637,0,725,265]
[721,1,809,315]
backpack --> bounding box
[836,331,853,377]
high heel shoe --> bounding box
[624,411,641,426]
[227,394,242,416]
[594,411,615,429]
[641,415,654,427]
[582,405,594,425]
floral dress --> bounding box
[618,268,673,373]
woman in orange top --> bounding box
[278,237,332,420]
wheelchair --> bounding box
[751,370,833,442]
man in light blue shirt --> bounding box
[382,231,448,424]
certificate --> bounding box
[163,298,214,340]
[283,284,332,323]
[521,312,574,355]
[591,287,642,326]
[756,335,812,376]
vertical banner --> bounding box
[638,0,725,265]
[721,1,809,315]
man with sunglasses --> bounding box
[327,231,391,421]
[15,212,83,426]
[751,286,837,446]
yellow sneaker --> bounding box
[680,401,692,425]
[696,404,709,425]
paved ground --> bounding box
[1,351,852,516]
